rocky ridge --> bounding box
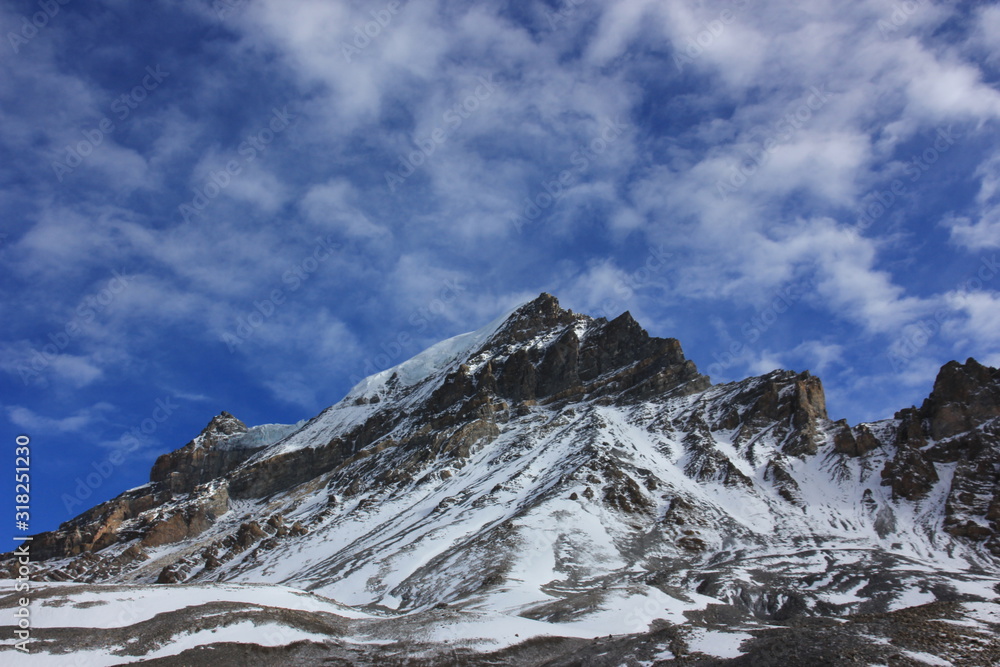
[3,293,999,665]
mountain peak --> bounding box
[8,296,1000,663]
[526,291,560,311]
[148,411,250,493]
[488,292,578,347]
[919,356,1000,439]
[199,411,248,445]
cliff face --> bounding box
[894,359,1000,550]
[4,294,999,623]
[477,294,708,404]
[149,411,257,493]
[22,412,272,568]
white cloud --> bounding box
[789,340,845,374]
[585,0,656,65]
[5,403,113,434]
[946,154,1000,250]
[387,254,470,325]
[0,337,106,389]
[947,213,1000,250]
[898,42,1000,122]
[972,5,1000,64]
[746,352,785,376]
[559,259,635,320]
[943,290,1000,352]
[300,179,390,240]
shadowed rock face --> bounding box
[915,359,1000,551]
[816,358,1000,541]
[487,294,709,405]
[149,412,259,494]
[229,295,710,500]
[921,358,1000,439]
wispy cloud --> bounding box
[4,403,114,435]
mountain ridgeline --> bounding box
[4,293,1000,665]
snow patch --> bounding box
[686,629,753,659]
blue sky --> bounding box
[2,0,999,546]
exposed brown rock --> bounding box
[156,565,183,584]
[764,459,804,506]
[149,412,262,494]
[881,444,940,501]
[233,521,268,553]
[141,485,230,548]
[602,470,652,514]
[482,293,576,349]
[878,359,1000,546]
[833,421,882,456]
[28,484,174,560]
[677,535,707,551]
[715,370,829,459]
[920,358,1000,439]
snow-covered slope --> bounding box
[4,293,999,665]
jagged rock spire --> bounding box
[200,411,248,443]
[487,292,578,347]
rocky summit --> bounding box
[3,293,999,665]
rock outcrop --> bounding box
[17,412,257,574]
[893,359,1000,553]
[485,295,709,405]
[150,411,261,494]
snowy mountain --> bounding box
[3,293,999,665]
